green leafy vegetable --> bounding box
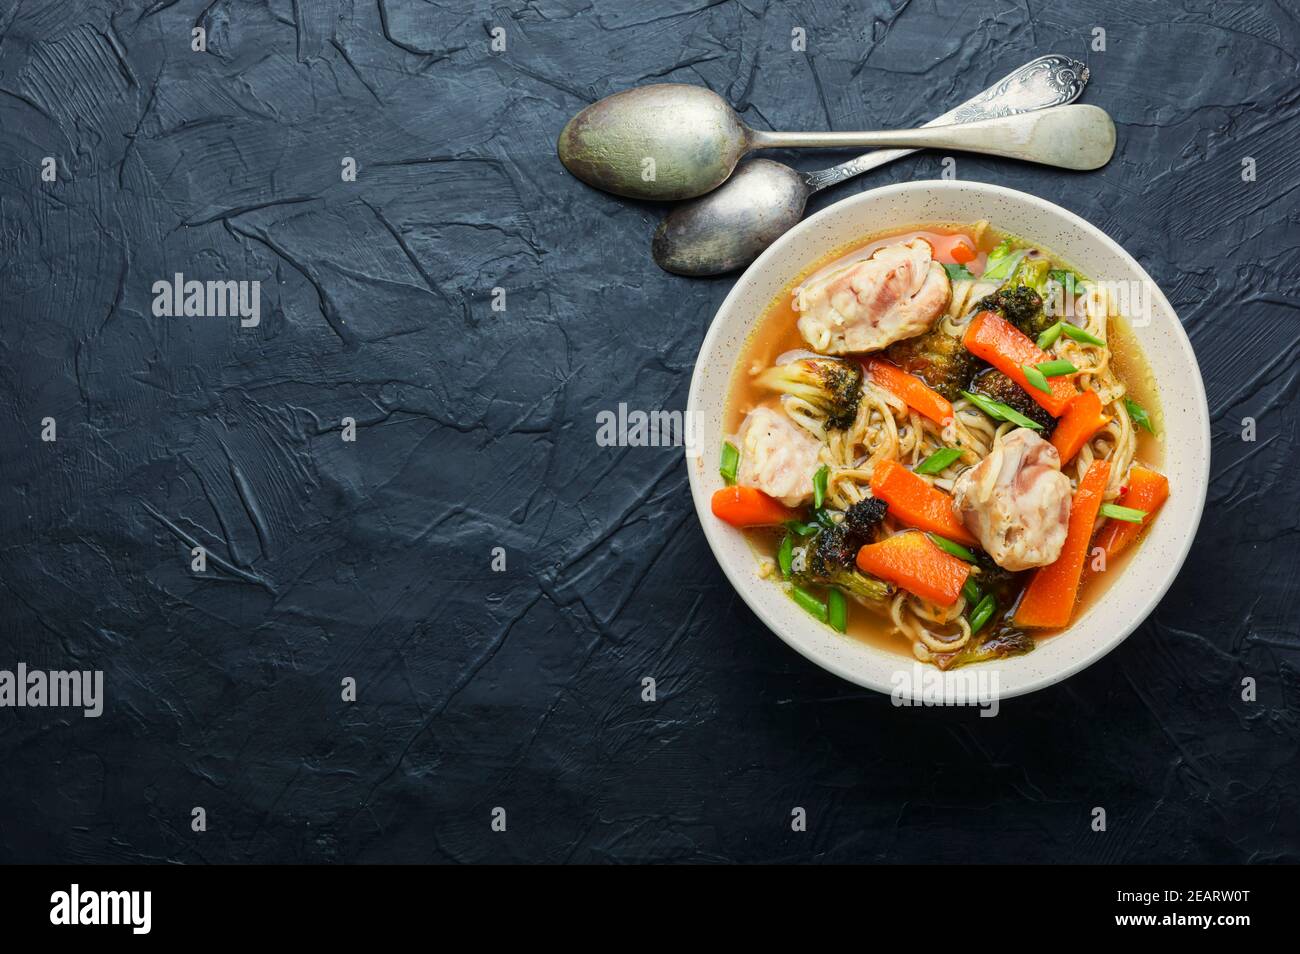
[980,240,1025,281]
[1125,398,1155,434]
[943,262,975,281]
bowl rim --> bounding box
[685,178,1211,700]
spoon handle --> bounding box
[801,54,1089,194]
[749,104,1114,171]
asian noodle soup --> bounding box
[713,223,1166,669]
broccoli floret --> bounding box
[883,327,982,401]
[797,500,895,607]
[842,497,887,539]
[971,550,1013,590]
[808,524,856,578]
[972,249,1054,336]
[969,368,1057,432]
[935,621,1035,670]
[756,357,862,431]
[973,285,1046,335]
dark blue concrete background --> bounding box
[0,0,1296,863]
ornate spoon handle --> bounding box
[801,54,1090,194]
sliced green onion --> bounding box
[719,441,739,484]
[1021,363,1051,394]
[792,585,828,623]
[814,508,837,529]
[1126,398,1155,434]
[812,465,829,509]
[961,390,1044,431]
[915,446,963,475]
[783,519,820,537]
[1100,503,1148,523]
[1036,359,1078,377]
[969,593,997,632]
[1062,323,1106,346]
[962,579,982,606]
[928,533,977,563]
[1036,322,1065,350]
[777,534,794,578]
[827,588,848,633]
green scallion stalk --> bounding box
[792,585,828,623]
[719,441,739,484]
[969,593,997,632]
[778,534,794,578]
[812,465,829,509]
[1062,323,1106,346]
[928,533,977,563]
[914,446,963,475]
[1036,359,1078,377]
[962,390,1044,431]
[1100,503,1148,523]
[1021,363,1052,394]
[1036,322,1065,349]
[827,588,848,633]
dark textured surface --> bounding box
[0,0,1296,865]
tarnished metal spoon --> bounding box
[653,55,1092,276]
[558,72,1110,202]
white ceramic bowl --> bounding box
[685,180,1210,700]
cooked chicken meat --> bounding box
[794,238,952,354]
[735,405,823,507]
[951,428,1072,571]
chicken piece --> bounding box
[735,405,822,507]
[951,428,1072,571]
[794,238,952,354]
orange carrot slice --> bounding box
[864,357,954,426]
[963,311,1076,416]
[1014,459,1111,629]
[868,459,978,546]
[710,486,796,527]
[856,531,971,607]
[1096,466,1169,560]
[1051,389,1111,464]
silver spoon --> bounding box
[557,72,1110,202]
[653,55,1092,276]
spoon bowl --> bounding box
[652,160,810,276]
[557,84,750,201]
